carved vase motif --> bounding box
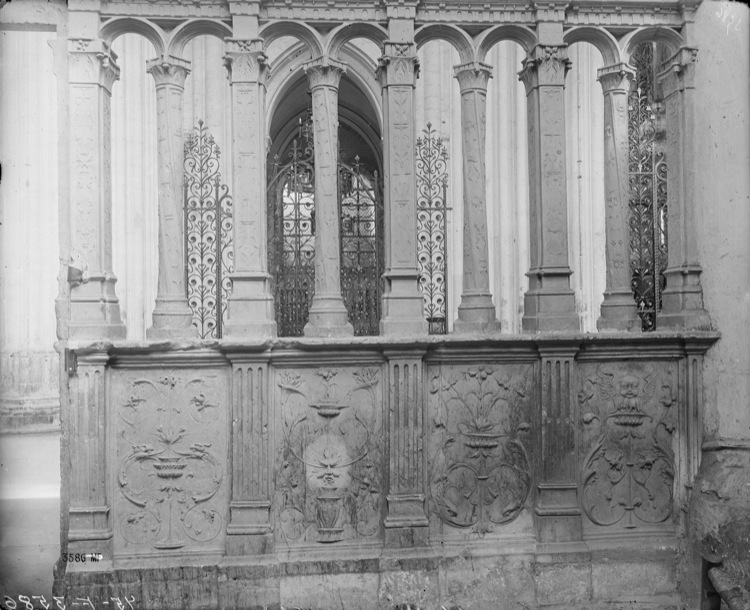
[427,365,532,536]
[275,367,382,544]
[114,371,226,553]
[579,363,676,530]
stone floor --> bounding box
[0,433,60,600]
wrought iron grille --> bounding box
[267,136,316,337]
[628,43,668,331]
[416,123,449,335]
[267,119,384,337]
[183,120,233,338]
[339,156,384,336]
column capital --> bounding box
[224,39,268,85]
[519,44,571,91]
[146,55,191,88]
[377,43,419,87]
[68,38,120,91]
[657,46,699,95]
[453,61,493,92]
[597,62,636,94]
[303,56,346,90]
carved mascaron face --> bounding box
[618,376,641,399]
[304,434,352,491]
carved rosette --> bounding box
[113,370,227,553]
[274,366,383,545]
[427,365,533,537]
[578,363,677,530]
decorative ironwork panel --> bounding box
[628,44,668,331]
[267,137,317,337]
[416,123,449,335]
[268,119,384,337]
[339,156,384,336]
[183,121,233,338]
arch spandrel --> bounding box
[620,27,683,62]
[475,24,537,63]
[414,23,475,64]
[260,20,325,58]
[325,22,389,60]
[563,26,620,66]
[167,19,233,57]
[100,17,167,57]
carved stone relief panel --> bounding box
[112,368,228,555]
[426,364,534,538]
[578,362,677,532]
[273,366,383,546]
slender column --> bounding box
[223,39,277,337]
[453,62,501,333]
[535,345,582,544]
[384,350,428,547]
[519,44,580,332]
[67,38,126,340]
[301,57,353,337]
[596,63,641,331]
[378,39,428,336]
[226,358,272,556]
[145,56,197,339]
[657,48,711,330]
[67,352,112,557]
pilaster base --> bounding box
[224,274,277,338]
[384,494,429,548]
[597,290,641,331]
[454,293,501,333]
[147,296,197,339]
[303,294,353,337]
[659,268,713,330]
[69,277,127,340]
[522,289,579,333]
[535,484,582,544]
[380,273,428,336]
[68,505,113,556]
[226,501,274,556]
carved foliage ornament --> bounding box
[428,365,532,536]
[579,363,676,529]
[275,367,382,544]
[116,371,225,552]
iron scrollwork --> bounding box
[183,120,233,338]
[628,43,668,331]
[416,123,449,335]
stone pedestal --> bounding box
[223,39,277,339]
[596,63,641,332]
[519,44,580,332]
[146,56,198,340]
[378,38,428,337]
[453,62,501,334]
[67,38,126,340]
[302,58,354,338]
[657,47,712,330]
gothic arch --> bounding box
[100,17,166,57]
[260,21,325,58]
[620,27,683,61]
[167,19,233,56]
[563,26,620,66]
[414,24,475,64]
[475,24,537,62]
[326,22,388,59]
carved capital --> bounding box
[658,46,698,96]
[146,55,191,89]
[68,38,120,91]
[454,61,492,93]
[303,56,346,90]
[377,43,419,88]
[532,0,568,21]
[224,39,268,84]
[597,62,635,95]
[518,44,571,90]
